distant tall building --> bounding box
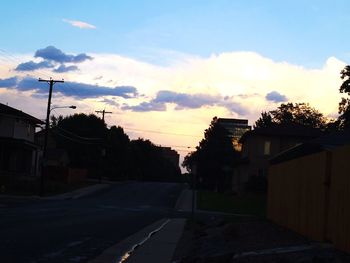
[217,118,251,151]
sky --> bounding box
[0,0,349,164]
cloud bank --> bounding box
[34,46,92,64]
[0,76,137,99]
[15,60,54,71]
[122,90,247,115]
[14,46,93,73]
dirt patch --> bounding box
[172,217,350,263]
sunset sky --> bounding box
[0,0,349,161]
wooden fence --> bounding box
[268,144,350,253]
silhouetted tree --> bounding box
[129,139,180,182]
[104,125,130,180]
[50,115,63,127]
[54,114,107,176]
[47,113,180,181]
[254,103,327,129]
[183,117,239,192]
[338,65,350,129]
[254,111,273,128]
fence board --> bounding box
[268,151,328,241]
[329,144,350,253]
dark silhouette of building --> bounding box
[217,118,251,151]
[0,103,44,176]
[233,123,323,193]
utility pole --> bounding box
[38,78,64,196]
[95,109,112,123]
[95,109,111,183]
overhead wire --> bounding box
[0,48,81,98]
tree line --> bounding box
[49,114,181,182]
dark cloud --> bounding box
[0,77,18,88]
[122,90,247,114]
[34,46,92,63]
[101,98,119,107]
[154,90,220,109]
[15,60,54,71]
[53,64,78,73]
[0,76,137,99]
[122,102,166,112]
[266,91,288,103]
[61,82,137,99]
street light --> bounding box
[39,104,76,196]
[50,105,76,113]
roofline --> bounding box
[0,103,44,124]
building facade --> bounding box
[0,103,43,176]
[217,118,251,151]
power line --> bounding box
[0,48,82,98]
[51,129,103,145]
[53,125,103,141]
[0,48,52,79]
[122,126,202,138]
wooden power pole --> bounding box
[38,78,64,196]
[95,109,112,123]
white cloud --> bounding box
[62,19,96,29]
[0,50,347,160]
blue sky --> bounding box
[0,1,349,157]
[1,0,349,66]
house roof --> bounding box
[0,103,44,124]
[270,129,350,165]
[239,123,323,143]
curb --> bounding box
[43,184,111,200]
[89,218,187,263]
[88,218,169,263]
[0,194,40,200]
[0,183,111,201]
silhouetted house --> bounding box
[268,130,350,253]
[35,129,70,167]
[35,129,86,184]
[0,103,44,176]
[160,147,180,169]
[233,124,323,193]
[217,118,251,151]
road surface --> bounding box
[0,181,183,263]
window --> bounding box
[264,140,271,155]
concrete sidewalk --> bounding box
[0,183,111,202]
[175,188,196,212]
[126,218,186,263]
[89,186,192,263]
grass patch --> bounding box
[197,190,267,217]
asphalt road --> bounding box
[0,181,184,263]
